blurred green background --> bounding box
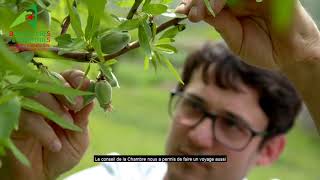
[31,0,320,179]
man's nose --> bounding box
[187,117,216,150]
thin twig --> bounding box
[127,0,143,20]
[31,59,44,69]
[60,0,77,35]
[156,17,185,34]
[60,16,71,35]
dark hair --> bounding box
[177,42,302,143]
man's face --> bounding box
[165,67,269,180]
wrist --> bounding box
[275,1,320,68]
[294,1,320,62]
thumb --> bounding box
[72,102,95,130]
[65,102,95,155]
[204,9,243,54]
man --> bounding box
[0,0,319,179]
[69,41,302,180]
[0,42,302,179]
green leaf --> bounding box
[118,18,141,31]
[0,97,20,139]
[45,71,78,105]
[160,0,173,3]
[138,20,152,57]
[82,82,96,107]
[84,0,107,17]
[105,59,118,66]
[142,0,151,8]
[76,62,91,90]
[157,52,184,84]
[109,71,120,88]
[17,51,34,64]
[101,13,121,29]
[85,12,100,41]
[51,16,61,25]
[142,3,168,15]
[150,52,158,72]
[98,62,120,87]
[156,38,175,44]
[66,0,84,38]
[20,98,82,132]
[155,44,177,54]
[154,51,166,67]
[55,34,72,47]
[18,88,40,97]
[0,92,18,105]
[5,139,30,167]
[92,37,105,62]
[15,78,40,97]
[98,62,113,80]
[36,0,49,10]
[0,40,39,81]
[116,0,134,7]
[203,0,215,17]
[151,22,157,41]
[11,82,93,97]
[160,24,186,39]
[144,55,149,70]
[58,38,86,55]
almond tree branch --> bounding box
[13,18,186,63]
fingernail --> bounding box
[63,113,73,123]
[74,96,83,112]
[50,140,62,152]
[175,4,185,11]
[73,75,83,88]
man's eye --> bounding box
[224,118,238,128]
[185,99,201,110]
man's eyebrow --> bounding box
[223,111,251,127]
[187,93,206,105]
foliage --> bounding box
[0,0,188,165]
[0,0,296,166]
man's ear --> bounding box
[255,135,286,166]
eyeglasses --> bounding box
[168,90,268,151]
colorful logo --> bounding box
[10,3,37,29]
[7,3,50,51]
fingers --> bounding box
[31,93,74,124]
[61,70,90,91]
[204,9,243,53]
[60,70,91,111]
[71,102,95,130]
[211,0,228,16]
[64,102,95,155]
[188,0,205,22]
[17,110,62,152]
[54,76,83,112]
[175,0,193,14]
[175,0,227,22]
